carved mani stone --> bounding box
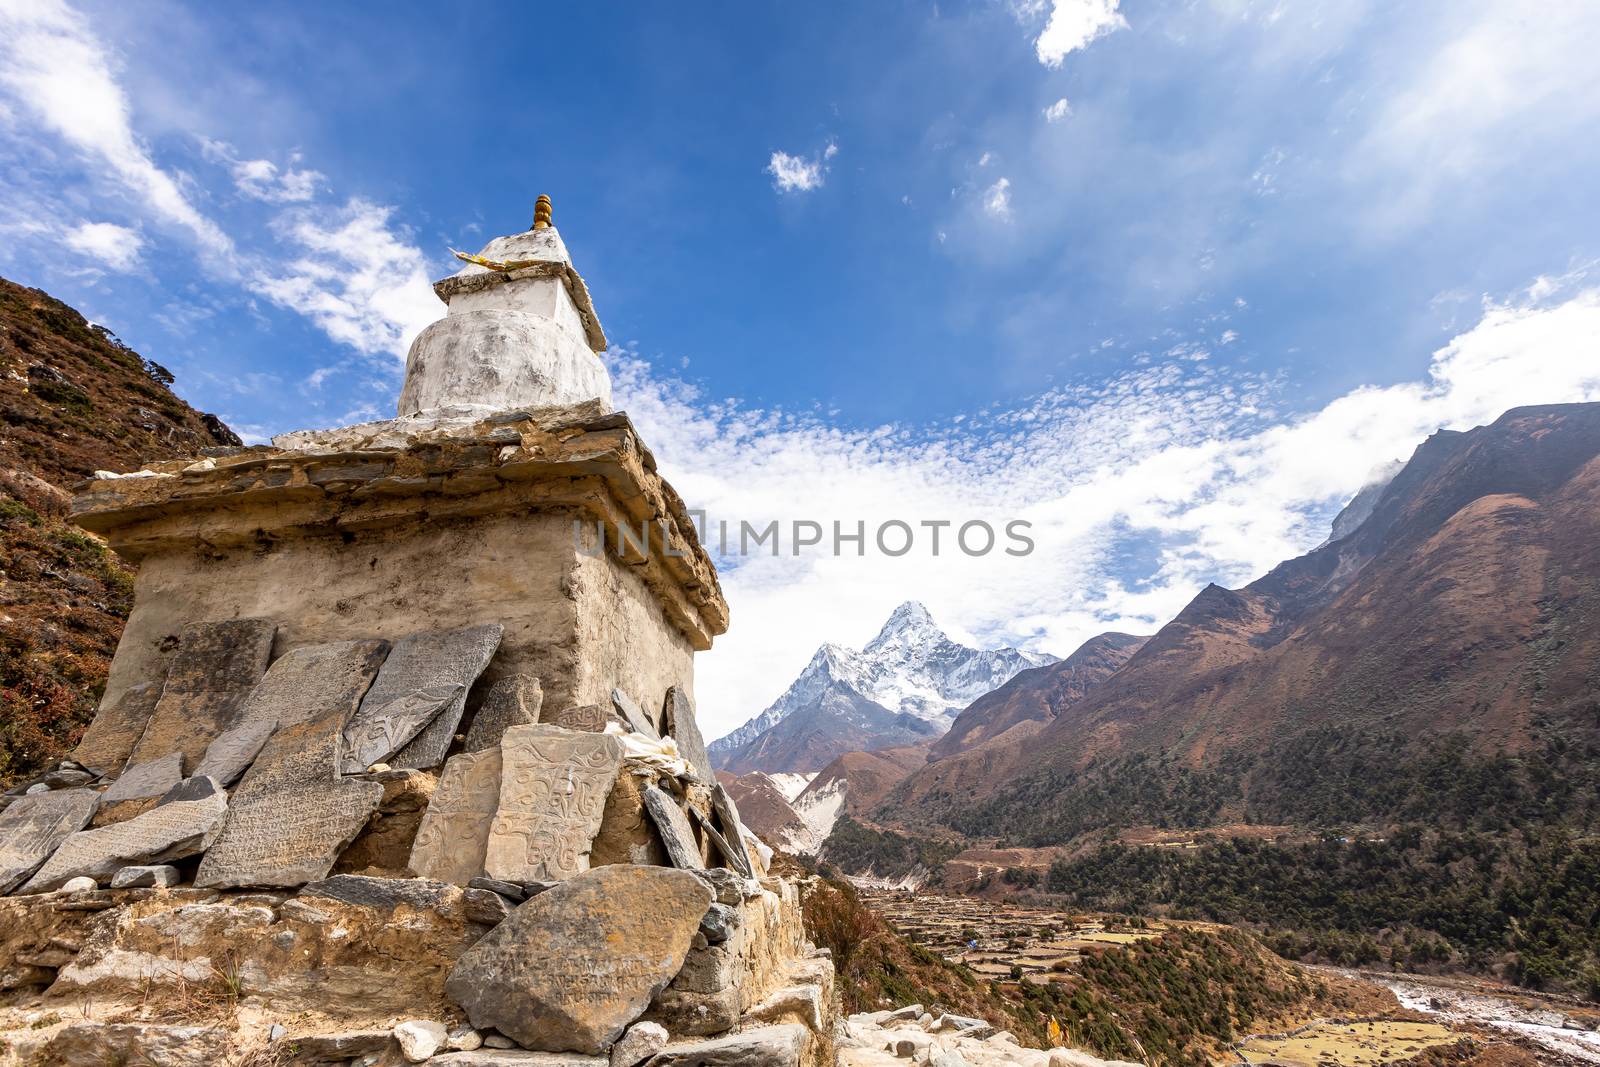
[542,703,613,733]
[21,785,228,892]
[127,618,277,772]
[662,686,713,784]
[408,748,502,885]
[483,725,624,885]
[444,864,713,1054]
[641,785,705,871]
[462,674,542,754]
[195,710,382,890]
[340,624,502,773]
[198,638,389,785]
[0,789,99,894]
[71,681,163,776]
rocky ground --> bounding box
[838,1004,1139,1067]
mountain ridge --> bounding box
[709,600,1055,774]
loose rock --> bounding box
[395,1019,450,1062]
[445,864,712,1054]
[110,864,181,888]
[612,1021,668,1067]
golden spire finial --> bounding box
[533,195,553,230]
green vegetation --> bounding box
[1045,828,1600,999]
[933,728,1600,846]
[819,816,963,878]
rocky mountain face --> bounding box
[879,403,1600,842]
[0,277,240,782]
[928,631,1148,759]
[710,601,1055,775]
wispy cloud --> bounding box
[201,138,324,203]
[766,140,837,193]
[1043,97,1072,122]
[0,0,234,260]
[64,221,142,272]
[612,277,1600,738]
[249,199,439,361]
[983,177,1013,220]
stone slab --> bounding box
[71,680,163,776]
[341,624,502,772]
[0,788,99,893]
[643,1024,810,1067]
[433,1052,605,1066]
[640,786,704,871]
[445,864,713,1054]
[195,712,382,889]
[610,688,657,737]
[100,751,184,805]
[20,790,228,891]
[464,674,542,753]
[198,637,389,784]
[543,704,614,733]
[662,687,712,784]
[409,749,502,884]
[707,786,755,878]
[483,726,624,885]
[191,720,275,786]
[127,618,276,772]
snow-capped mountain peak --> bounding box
[709,601,1058,773]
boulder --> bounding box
[612,1022,669,1067]
[445,864,712,1054]
[661,687,713,784]
[395,1019,450,1062]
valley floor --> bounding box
[854,885,1599,1067]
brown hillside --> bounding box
[0,277,240,782]
[798,743,930,817]
[929,632,1147,759]
[882,403,1600,837]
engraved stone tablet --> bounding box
[128,618,277,771]
[662,686,713,784]
[199,638,388,784]
[611,687,657,737]
[71,681,163,776]
[708,785,755,878]
[542,703,613,733]
[445,864,713,1053]
[409,748,502,885]
[641,785,704,871]
[463,674,541,754]
[341,624,502,773]
[0,788,99,893]
[100,751,184,805]
[21,789,228,892]
[483,725,624,885]
[195,712,382,889]
[191,720,275,787]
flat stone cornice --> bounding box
[71,406,727,649]
[433,261,607,353]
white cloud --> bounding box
[766,141,836,193]
[201,138,323,203]
[250,199,439,361]
[0,0,234,259]
[1032,0,1128,68]
[610,279,1600,740]
[63,221,142,272]
[983,177,1013,220]
[1043,97,1073,122]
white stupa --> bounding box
[398,195,612,419]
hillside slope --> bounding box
[0,277,240,782]
[880,403,1600,841]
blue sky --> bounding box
[4,1,1600,736]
